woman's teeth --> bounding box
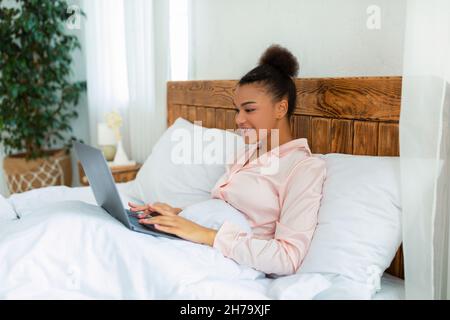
[240,128,255,135]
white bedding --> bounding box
[373,273,405,300]
[0,183,404,300]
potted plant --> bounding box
[0,0,86,193]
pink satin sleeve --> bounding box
[212,157,327,276]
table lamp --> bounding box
[97,122,116,161]
[105,111,136,167]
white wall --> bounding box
[0,0,406,196]
[190,0,406,79]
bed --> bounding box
[167,76,404,280]
[166,76,404,299]
[0,76,404,299]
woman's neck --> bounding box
[259,125,293,152]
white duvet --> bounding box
[0,184,333,300]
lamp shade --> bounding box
[97,122,116,146]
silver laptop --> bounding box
[74,142,180,240]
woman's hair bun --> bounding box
[258,44,299,78]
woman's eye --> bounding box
[234,108,255,113]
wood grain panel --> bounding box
[226,110,237,130]
[187,106,197,123]
[353,121,379,155]
[205,108,216,128]
[331,119,353,154]
[290,116,298,138]
[167,80,236,109]
[292,115,312,141]
[311,117,331,154]
[168,104,181,126]
[167,105,174,126]
[194,107,207,127]
[180,105,188,120]
[378,123,400,156]
[215,109,226,130]
[296,77,402,121]
[168,77,402,121]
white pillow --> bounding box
[0,194,17,221]
[134,117,244,209]
[179,198,252,233]
[298,153,402,295]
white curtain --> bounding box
[124,0,159,162]
[83,0,170,163]
[400,0,450,299]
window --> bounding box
[169,0,189,80]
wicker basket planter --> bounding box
[3,149,72,194]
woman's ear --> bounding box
[276,99,289,119]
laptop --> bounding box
[74,142,180,240]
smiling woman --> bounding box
[131,45,327,277]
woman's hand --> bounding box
[138,210,218,246]
[128,201,182,219]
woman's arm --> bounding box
[131,201,217,245]
[139,212,218,245]
[212,157,327,276]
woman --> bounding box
[129,45,326,276]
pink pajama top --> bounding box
[210,138,326,276]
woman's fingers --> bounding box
[148,204,167,215]
[129,201,177,217]
[148,203,169,211]
[130,207,148,213]
[148,203,176,216]
[128,202,149,212]
[129,202,159,215]
[139,214,181,236]
[128,202,149,209]
[139,216,178,227]
[137,212,151,218]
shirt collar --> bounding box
[234,138,312,171]
[270,138,312,157]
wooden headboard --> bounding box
[167,76,404,279]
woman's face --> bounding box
[233,83,281,145]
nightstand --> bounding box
[78,162,142,186]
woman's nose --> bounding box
[235,110,246,126]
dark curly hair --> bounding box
[238,44,299,119]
